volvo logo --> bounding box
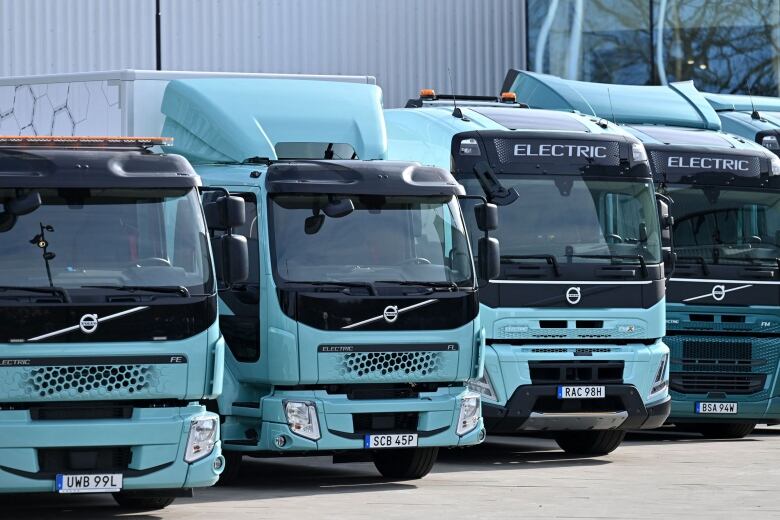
[566,287,582,305]
[78,314,99,334]
[383,305,399,323]
[711,285,726,301]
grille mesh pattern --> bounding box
[340,352,441,379]
[24,365,153,399]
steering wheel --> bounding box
[402,257,432,265]
[131,257,172,267]
[605,234,624,244]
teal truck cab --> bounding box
[506,70,780,437]
[385,90,671,455]
[152,76,494,479]
[704,93,780,155]
[0,137,232,509]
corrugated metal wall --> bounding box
[0,0,526,107]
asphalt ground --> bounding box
[3,427,779,519]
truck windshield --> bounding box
[460,175,662,267]
[0,188,213,294]
[269,194,473,286]
[667,184,780,266]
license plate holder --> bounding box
[56,473,123,494]
[364,433,419,449]
[695,402,738,414]
[557,385,606,399]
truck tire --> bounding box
[554,430,626,456]
[373,447,438,479]
[112,492,175,510]
[216,452,243,486]
[693,423,756,439]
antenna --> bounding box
[747,83,761,120]
[448,67,464,119]
[607,87,617,126]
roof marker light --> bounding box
[420,89,437,100]
[500,92,517,103]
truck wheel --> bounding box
[692,423,756,439]
[554,430,626,456]
[112,492,175,510]
[373,447,438,479]
[216,452,243,486]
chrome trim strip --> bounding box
[671,278,780,285]
[489,280,654,285]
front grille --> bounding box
[532,395,625,414]
[30,404,133,421]
[341,352,441,378]
[670,372,766,394]
[24,365,153,399]
[38,447,132,473]
[353,412,419,433]
[325,383,442,400]
[529,360,624,385]
[680,339,753,372]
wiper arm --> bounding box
[375,280,461,291]
[0,285,71,302]
[500,255,561,277]
[567,254,648,278]
[81,285,190,297]
[676,256,710,276]
[298,281,377,296]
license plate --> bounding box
[364,433,418,449]
[56,473,123,493]
[696,402,738,414]
[557,385,605,399]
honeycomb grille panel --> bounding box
[340,352,441,379]
[24,365,155,399]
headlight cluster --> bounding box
[184,415,219,463]
[649,353,669,398]
[284,401,321,441]
[457,392,482,436]
[631,142,648,163]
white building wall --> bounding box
[0,0,526,108]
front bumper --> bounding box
[669,395,780,424]
[484,384,671,432]
[0,404,223,494]
[222,386,485,453]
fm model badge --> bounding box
[383,305,399,323]
[79,314,99,334]
[566,287,581,305]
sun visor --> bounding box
[503,70,721,131]
[705,92,780,113]
[161,78,387,163]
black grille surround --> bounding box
[670,372,766,394]
[38,447,132,473]
[528,360,625,385]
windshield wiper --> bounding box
[81,285,190,297]
[567,254,648,278]
[374,280,461,291]
[0,285,70,302]
[295,281,377,296]
[500,255,561,277]
[676,255,710,276]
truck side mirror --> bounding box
[656,193,675,278]
[474,202,498,231]
[478,237,500,281]
[212,234,249,286]
[7,191,41,216]
[205,195,246,231]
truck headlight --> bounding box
[649,353,669,398]
[457,392,481,436]
[459,138,481,156]
[184,415,218,463]
[467,371,497,401]
[771,155,780,175]
[761,135,780,150]
[631,143,648,163]
[284,401,321,441]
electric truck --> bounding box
[0,136,244,508]
[385,89,672,455]
[0,71,497,479]
[704,92,780,156]
[506,70,780,438]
